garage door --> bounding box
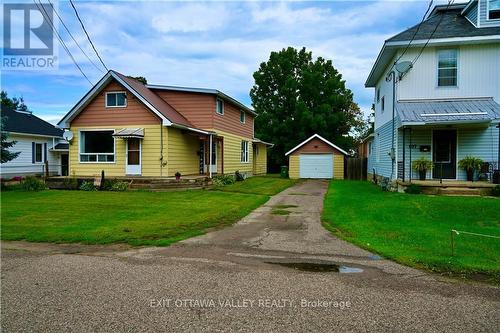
[299,154,333,179]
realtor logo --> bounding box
[2,2,58,70]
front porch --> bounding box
[397,179,497,195]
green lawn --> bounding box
[218,174,299,196]
[1,176,298,246]
[322,181,500,281]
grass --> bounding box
[218,174,298,196]
[1,175,298,246]
[1,190,268,246]
[322,181,500,281]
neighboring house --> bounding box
[57,70,272,178]
[365,0,500,182]
[286,134,347,179]
[357,133,374,159]
[1,107,68,178]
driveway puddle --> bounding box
[265,262,363,273]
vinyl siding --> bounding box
[213,100,254,138]
[166,127,200,176]
[289,155,300,179]
[465,2,479,26]
[69,124,166,177]
[397,127,433,180]
[0,134,62,177]
[253,143,268,175]
[289,138,344,155]
[479,0,500,27]
[212,129,253,174]
[72,81,161,126]
[371,119,397,179]
[333,153,344,179]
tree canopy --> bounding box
[0,91,22,163]
[250,47,365,169]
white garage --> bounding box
[286,134,348,179]
[299,154,333,178]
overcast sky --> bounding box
[2,0,458,124]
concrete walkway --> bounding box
[2,180,499,332]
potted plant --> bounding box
[458,156,483,181]
[412,157,433,180]
[175,171,181,181]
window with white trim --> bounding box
[240,110,246,123]
[34,143,43,163]
[105,92,127,107]
[216,98,224,115]
[437,49,458,87]
[489,0,500,19]
[80,131,115,162]
[241,141,249,163]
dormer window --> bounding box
[240,110,246,123]
[489,0,500,19]
[216,98,224,115]
[437,49,458,87]
[105,92,127,107]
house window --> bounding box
[105,92,127,107]
[240,110,246,123]
[381,96,385,113]
[437,49,458,87]
[376,88,380,103]
[216,98,224,115]
[241,141,249,163]
[80,130,115,163]
[34,143,43,163]
[489,0,500,19]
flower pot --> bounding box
[466,169,474,182]
[419,170,426,181]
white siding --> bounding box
[479,0,500,27]
[396,44,500,103]
[374,55,397,130]
[0,134,63,178]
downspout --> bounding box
[497,124,500,167]
[409,127,412,182]
[160,124,163,177]
[386,71,397,180]
[402,127,405,182]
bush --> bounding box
[80,181,97,191]
[405,184,422,194]
[213,174,235,187]
[491,185,500,197]
[21,176,46,191]
[111,181,129,192]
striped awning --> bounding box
[112,128,144,139]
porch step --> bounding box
[438,187,481,196]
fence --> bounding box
[345,157,367,180]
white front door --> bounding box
[299,154,333,179]
[126,139,141,175]
[205,140,217,173]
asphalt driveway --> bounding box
[1,180,499,332]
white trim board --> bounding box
[285,134,348,156]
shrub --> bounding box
[458,156,483,172]
[80,181,97,191]
[491,185,500,197]
[21,176,46,191]
[101,179,115,191]
[111,181,129,192]
[405,184,422,194]
[213,174,235,187]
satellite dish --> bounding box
[63,130,74,142]
[395,61,413,75]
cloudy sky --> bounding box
[2,0,456,124]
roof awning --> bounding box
[112,128,144,139]
[49,143,69,151]
[397,98,500,126]
[253,138,274,147]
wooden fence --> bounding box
[345,157,367,180]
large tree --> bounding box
[1,91,23,163]
[251,47,364,170]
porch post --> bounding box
[402,127,406,182]
[409,128,412,182]
[497,124,500,167]
[209,134,213,178]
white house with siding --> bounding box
[365,0,500,182]
[1,107,68,178]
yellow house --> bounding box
[286,134,347,179]
[57,70,272,178]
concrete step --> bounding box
[438,187,481,196]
